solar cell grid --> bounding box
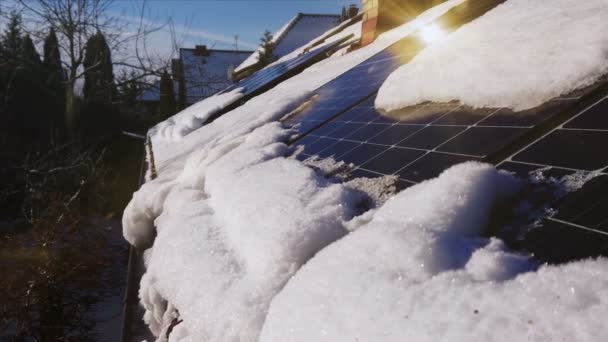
[222,37,350,97]
[294,94,541,183]
[496,95,608,236]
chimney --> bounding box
[348,4,359,18]
[194,45,208,56]
[361,0,444,46]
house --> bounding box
[136,46,252,121]
[123,0,608,341]
[232,11,356,80]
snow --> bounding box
[376,0,608,112]
[146,88,244,143]
[134,122,362,341]
[259,163,608,342]
[121,1,608,341]
[270,18,362,67]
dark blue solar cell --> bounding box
[317,140,361,159]
[300,137,337,155]
[513,129,608,170]
[293,134,320,149]
[397,126,466,150]
[328,122,367,139]
[432,107,496,125]
[552,175,608,232]
[308,122,343,137]
[367,124,422,145]
[339,143,389,166]
[564,97,608,129]
[360,147,426,175]
[437,127,529,157]
[397,152,479,182]
[508,218,608,264]
[343,123,391,142]
[295,120,325,135]
[346,107,381,123]
[478,99,575,127]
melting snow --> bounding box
[260,163,608,342]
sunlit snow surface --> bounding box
[376,0,608,111]
[260,163,608,342]
[122,0,608,341]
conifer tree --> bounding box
[83,31,115,104]
[158,70,176,121]
[21,35,42,68]
[257,30,276,68]
[1,13,23,62]
[43,28,66,140]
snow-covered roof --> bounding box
[123,0,608,341]
[234,13,341,74]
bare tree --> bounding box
[13,0,168,136]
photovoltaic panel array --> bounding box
[282,0,504,138]
[204,35,353,124]
[221,36,352,97]
[293,93,585,185]
[293,86,608,262]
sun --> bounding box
[419,23,446,45]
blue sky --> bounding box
[111,0,357,51]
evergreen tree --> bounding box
[43,28,63,76]
[21,35,42,68]
[257,30,276,68]
[158,70,176,121]
[341,6,348,22]
[83,31,115,104]
[81,31,119,138]
[0,13,23,62]
[43,28,66,140]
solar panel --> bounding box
[495,95,608,242]
[292,82,608,261]
[292,93,586,183]
[282,0,506,139]
[223,36,352,97]
[282,1,608,263]
[203,35,353,125]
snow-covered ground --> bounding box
[376,0,608,111]
[123,1,608,341]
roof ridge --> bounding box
[272,13,303,48]
[273,13,340,50]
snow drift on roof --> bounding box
[376,0,608,112]
[234,14,341,73]
[260,165,608,342]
